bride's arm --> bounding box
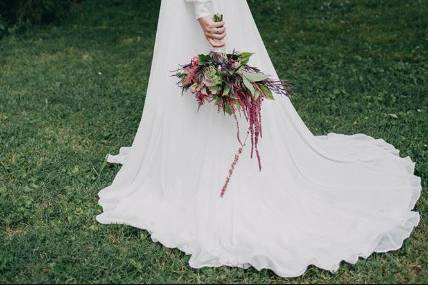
[185,0,226,48]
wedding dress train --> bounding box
[96,0,422,277]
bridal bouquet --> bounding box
[173,14,290,197]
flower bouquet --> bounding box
[173,14,290,197]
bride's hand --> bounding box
[198,16,226,48]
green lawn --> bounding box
[0,0,427,283]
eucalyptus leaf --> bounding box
[243,77,255,96]
[238,52,253,65]
[260,84,274,100]
[236,66,244,75]
[223,84,231,96]
[242,71,269,82]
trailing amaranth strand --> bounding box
[173,50,290,197]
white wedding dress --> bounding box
[96,0,422,277]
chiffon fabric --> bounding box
[96,0,422,277]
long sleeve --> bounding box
[185,0,212,19]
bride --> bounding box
[96,0,422,278]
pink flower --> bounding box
[191,56,199,66]
[183,65,198,86]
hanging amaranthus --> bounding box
[173,19,290,197]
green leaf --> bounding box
[235,66,244,75]
[209,85,221,95]
[238,52,253,65]
[224,102,233,115]
[242,71,270,82]
[223,84,231,96]
[242,77,255,96]
[198,54,211,65]
[213,13,223,22]
[214,96,222,105]
[259,84,274,100]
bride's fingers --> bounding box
[211,21,224,28]
[207,26,226,39]
[208,32,226,40]
[208,26,225,35]
[208,38,225,48]
[207,28,225,38]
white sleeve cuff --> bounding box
[185,0,212,19]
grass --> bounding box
[0,0,427,283]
